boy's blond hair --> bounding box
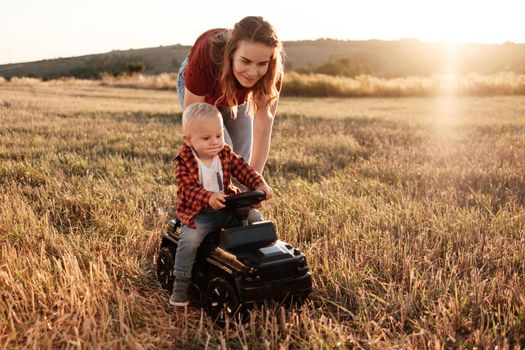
[182,102,223,136]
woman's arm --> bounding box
[183,87,206,109]
[251,95,278,174]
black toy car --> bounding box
[156,190,312,323]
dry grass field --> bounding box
[1,79,524,349]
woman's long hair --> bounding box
[210,16,284,116]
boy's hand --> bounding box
[209,192,226,210]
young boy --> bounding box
[170,102,273,306]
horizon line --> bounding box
[1,37,524,66]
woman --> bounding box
[177,16,284,175]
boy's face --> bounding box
[184,114,225,160]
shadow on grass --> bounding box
[108,111,183,125]
[266,153,360,182]
[269,113,422,181]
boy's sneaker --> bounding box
[169,278,190,307]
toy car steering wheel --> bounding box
[224,190,266,209]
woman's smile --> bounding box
[232,40,273,88]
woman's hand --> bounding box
[208,192,226,210]
[257,185,273,200]
[250,185,273,209]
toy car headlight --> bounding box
[297,257,307,269]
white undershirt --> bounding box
[192,150,223,192]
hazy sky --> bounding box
[1,0,524,64]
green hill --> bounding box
[1,39,524,80]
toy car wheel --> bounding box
[156,246,176,292]
[206,277,241,324]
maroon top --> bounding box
[174,144,265,228]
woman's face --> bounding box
[232,40,274,88]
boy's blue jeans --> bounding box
[174,210,239,280]
[173,209,263,279]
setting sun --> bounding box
[406,1,522,44]
[273,0,524,45]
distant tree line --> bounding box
[67,56,146,79]
[292,58,373,78]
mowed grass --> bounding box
[1,80,524,349]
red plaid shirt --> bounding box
[174,144,265,228]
